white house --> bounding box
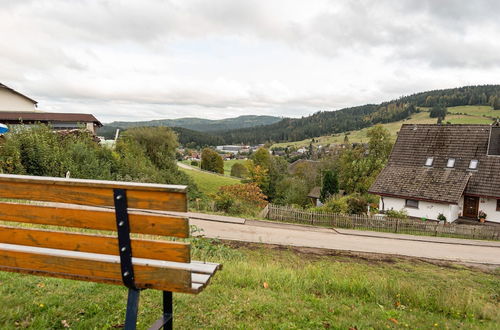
[0,82,101,134]
[0,83,38,111]
[369,123,500,224]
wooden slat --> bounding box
[0,226,190,263]
[0,202,189,237]
[0,243,193,292]
[0,174,187,211]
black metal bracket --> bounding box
[148,291,173,330]
[114,188,173,330]
[114,188,136,289]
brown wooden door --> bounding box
[463,196,479,218]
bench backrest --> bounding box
[0,174,205,293]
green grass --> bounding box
[272,106,498,149]
[179,167,241,195]
[181,159,247,177]
[0,242,498,329]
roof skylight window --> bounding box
[446,158,455,168]
[469,159,478,170]
[425,157,434,166]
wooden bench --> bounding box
[0,174,221,329]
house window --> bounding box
[425,157,434,166]
[497,199,500,211]
[405,199,419,209]
[469,159,478,170]
[446,158,455,168]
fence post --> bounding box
[395,218,399,233]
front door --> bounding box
[463,196,479,218]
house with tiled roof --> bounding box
[0,82,102,134]
[369,122,500,224]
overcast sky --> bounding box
[1,0,500,123]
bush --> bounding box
[214,183,267,215]
[385,208,408,219]
[230,162,248,178]
[191,160,199,167]
[345,194,368,215]
[323,197,349,214]
[0,124,201,200]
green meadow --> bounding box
[0,242,498,329]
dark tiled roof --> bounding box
[0,111,102,126]
[369,124,500,202]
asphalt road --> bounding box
[190,218,500,266]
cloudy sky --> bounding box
[1,0,500,122]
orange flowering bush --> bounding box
[214,183,268,215]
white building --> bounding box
[0,83,38,111]
[0,82,101,134]
[369,123,500,224]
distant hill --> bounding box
[217,85,500,144]
[272,105,499,149]
[106,115,282,132]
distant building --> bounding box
[0,82,101,134]
[369,123,500,224]
[216,145,249,155]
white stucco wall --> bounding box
[479,197,500,224]
[0,88,36,111]
[381,196,458,222]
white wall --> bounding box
[0,88,36,111]
[479,197,500,224]
[381,196,457,222]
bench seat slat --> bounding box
[0,226,190,263]
[0,202,189,237]
[0,243,193,293]
[0,174,187,211]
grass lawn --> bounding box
[179,167,241,195]
[0,241,498,329]
[272,106,497,149]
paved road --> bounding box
[190,218,500,265]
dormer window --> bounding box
[425,157,434,166]
[469,159,478,170]
[446,158,455,168]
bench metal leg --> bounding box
[125,288,141,330]
[148,291,173,330]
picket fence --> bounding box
[266,204,500,241]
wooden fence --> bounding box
[266,204,500,241]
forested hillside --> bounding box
[106,115,281,132]
[217,85,500,144]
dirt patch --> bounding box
[219,239,500,274]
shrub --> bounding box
[214,183,267,215]
[345,194,368,215]
[191,160,199,167]
[385,208,408,219]
[230,162,248,178]
[323,197,349,214]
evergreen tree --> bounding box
[320,170,339,202]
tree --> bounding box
[251,147,271,169]
[366,125,392,161]
[230,162,248,178]
[320,170,339,202]
[201,148,223,174]
[429,104,447,118]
